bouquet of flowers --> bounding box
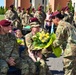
[17,38,25,45]
[32,31,62,57]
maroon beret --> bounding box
[38,5,43,9]
[51,11,64,19]
[61,7,66,11]
[32,8,35,11]
[18,7,21,9]
[22,8,25,10]
[51,11,60,18]
[65,7,69,11]
[38,7,42,11]
[26,8,30,11]
[30,17,39,23]
[0,20,12,27]
[10,4,14,8]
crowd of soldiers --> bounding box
[0,4,76,75]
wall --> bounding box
[4,0,14,9]
[21,0,31,9]
[49,0,55,12]
[55,0,69,11]
[49,0,69,12]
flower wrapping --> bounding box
[32,31,62,57]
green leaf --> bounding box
[44,38,53,48]
[52,46,62,57]
[51,33,56,41]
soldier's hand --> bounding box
[7,57,16,66]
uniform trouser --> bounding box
[0,57,36,75]
[63,56,76,75]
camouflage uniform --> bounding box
[63,12,73,24]
[25,32,52,75]
[5,9,18,21]
[53,20,76,75]
[34,11,45,28]
[37,58,52,75]
[25,32,34,50]
[5,9,22,30]
[22,13,33,27]
[0,33,36,75]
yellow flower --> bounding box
[45,33,49,36]
[41,39,46,43]
[41,31,45,34]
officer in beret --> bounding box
[51,11,76,75]
[0,20,36,75]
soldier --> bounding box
[25,17,52,75]
[38,5,46,20]
[20,8,25,20]
[31,8,36,16]
[22,8,33,28]
[34,7,45,28]
[16,7,21,17]
[5,4,18,21]
[62,6,73,24]
[25,17,40,58]
[0,20,36,75]
[51,11,76,75]
[5,5,22,30]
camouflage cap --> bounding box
[30,17,40,28]
[0,20,12,27]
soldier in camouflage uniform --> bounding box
[38,5,46,21]
[19,8,25,20]
[5,5,18,21]
[31,8,36,17]
[5,5,22,30]
[0,20,36,75]
[16,7,21,17]
[22,8,33,28]
[34,7,45,28]
[52,11,76,75]
[62,7,73,24]
[25,18,52,75]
